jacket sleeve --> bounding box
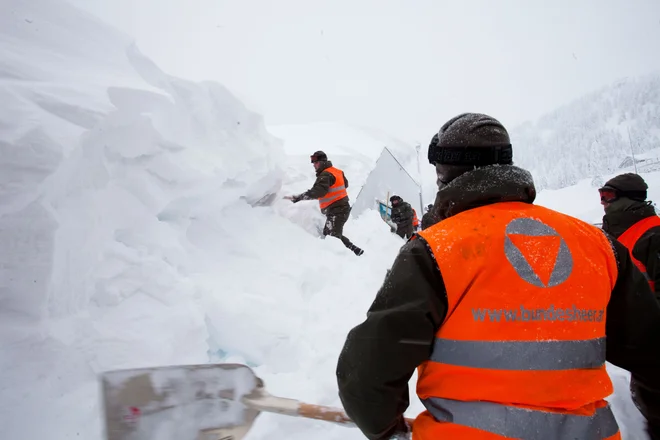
[390,206,401,223]
[604,235,660,437]
[632,227,660,298]
[421,212,439,231]
[401,204,414,222]
[336,237,447,440]
[391,204,412,224]
[298,171,335,201]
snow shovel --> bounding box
[100,362,413,440]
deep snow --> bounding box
[0,1,652,440]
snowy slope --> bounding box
[511,72,660,190]
[0,1,651,440]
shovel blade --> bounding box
[100,363,261,440]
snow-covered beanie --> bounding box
[427,113,513,167]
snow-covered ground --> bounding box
[0,1,651,439]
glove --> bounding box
[284,195,302,203]
[385,417,411,440]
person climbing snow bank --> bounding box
[285,151,364,256]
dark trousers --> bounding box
[323,210,361,252]
[396,224,414,240]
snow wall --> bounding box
[352,147,423,218]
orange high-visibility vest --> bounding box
[617,215,660,291]
[412,208,419,228]
[318,167,348,210]
[415,201,620,440]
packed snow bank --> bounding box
[0,0,284,438]
[204,209,427,440]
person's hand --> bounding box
[385,417,411,440]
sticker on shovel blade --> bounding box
[122,406,142,425]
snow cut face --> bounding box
[1,0,285,438]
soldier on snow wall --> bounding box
[285,151,364,256]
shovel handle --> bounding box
[298,403,414,429]
[298,403,355,425]
[244,388,415,432]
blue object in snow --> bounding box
[377,200,392,221]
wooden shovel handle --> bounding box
[298,403,355,425]
[298,403,415,429]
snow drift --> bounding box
[0,0,285,437]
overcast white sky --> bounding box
[70,0,660,142]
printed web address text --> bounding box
[472,305,605,323]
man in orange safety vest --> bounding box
[336,113,660,440]
[599,173,660,298]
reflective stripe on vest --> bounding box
[422,397,619,440]
[318,167,348,209]
[431,337,605,370]
[617,215,660,291]
[415,202,619,439]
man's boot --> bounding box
[350,244,364,256]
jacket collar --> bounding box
[602,199,657,237]
[315,160,333,175]
[432,165,536,221]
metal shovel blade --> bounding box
[100,363,261,440]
